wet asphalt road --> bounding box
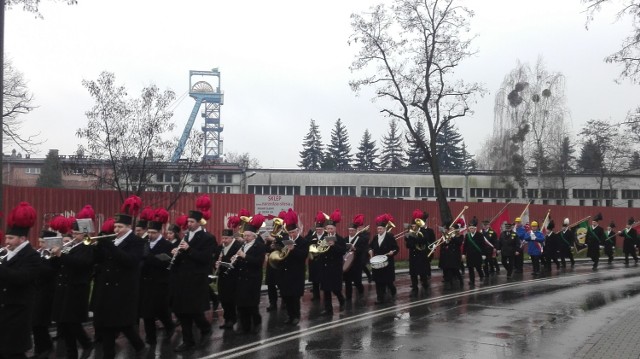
[104,261,640,359]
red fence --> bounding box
[3,185,638,260]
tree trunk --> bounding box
[430,157,452,225]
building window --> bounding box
[523,189,538,199]
[622,190,640,199]
[361,186,410,198]
[574,189,618,199]
[217,174,232,183]
[593,199,600,206]
[540,189,568,199]
[556,199,563,205]
[248,185,300,195]
[605,199,613,207]
[415,187,436,197]
[629,200,634,208]
[305,186,356,197]
[579,199,585,206]
[469,188,518,198]
[192,174,203,183]
[25,168,41,174]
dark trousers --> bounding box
[323,289,345,311]
[590,255,600,269]
[560,251,575,267]
[624,251,639,264]
[514,251,524,272]
[443,268,463,287]
[531,255,541,273]
[501,255,514,276]
[282,295,301,319]
[467,262,484,284]
[175,312,210,346]
[374,281,396,301]
[363,266,372,281]
[58,322,92,359]
[344,274,364,299]
[605,245,615,263]
[312,282,321,299]
[410,274,428,289]
[483,256,500,274]
[32,325,53,355]
[221,300,237,324]
[237,306,261,333]
[0,353,27,359]
[143,309,174,342]
[99,325,145,359]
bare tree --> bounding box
[225,151,261,169]
[349,0,483,223]
[583,0,640,83]
[5,0,78,17]
[2,58,41,152]
[76,71,178,202]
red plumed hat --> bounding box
[351,214,364,229]
[284,208,299,231]
[101,218,115,235]
[139,206,155,221]
[227,215,241,229]
[7,202,37,237]
[153,208,169,224]
[77,205,96,221]
[50,215,72,235]
[327,209,341,226]
[244,213,265,233]
[412,209,424,221]
[175,214,189,231]
[277,210,287,219]
[120,195,142,217]
[375,213,394,227]
[196,195,212,221]
[239,208,251,217]
[315,211,328,227]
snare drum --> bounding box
[370,255,389,269]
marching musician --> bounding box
[135,206,154,240]
[369,214,399,304]
[0,203,40,359]
[50,215,96,359]
[586,213,605,270]
[170,202,216,352]
[513,217,525,274]
[234,215,267,334]
[139,209,175,345]
[497,221,518,278]
[318,210,347,315]
[166,223,183,248]
[620,217,638,265]
[462,217,488,286]
[604,221,617,265]
[419,213,436,279]
[265,211,286,312]
[278,209,309,325]
[30,230,57,359]
[216,228,242,329]
[481,219,500,275]
[439,222,464,289]
[524,221,545,276]
[344,214,368,302]
[543,220,561,271]
[559,218,576,268]
[306,213,328,302]
[405,210,431,296]
[92,205,146,359]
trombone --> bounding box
[427,206,469,257]
[83,234,117,246]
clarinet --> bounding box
[167,238,186,270]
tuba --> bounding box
[385,221,396,233]
[309,236,334,258]
[268,245,291,269]
[271,217,285,238]
[238,216,252,235]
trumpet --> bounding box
[0,246,9,262]
[83,234,117,246]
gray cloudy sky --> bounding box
[4,0,637,168]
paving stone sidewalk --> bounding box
[575,307,640,358]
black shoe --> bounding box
[320,309,333,316]
[266,305,277,312]
[174,342,196,352]
[291,318,300,326]
[410,288,418,297]
[283,317,293,324]
[79,344,94,359]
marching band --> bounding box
[2,198,640,359]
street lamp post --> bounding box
[240,171,256,194]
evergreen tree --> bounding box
[323,118,353,171]
[551,136,575,205]
[298,119,324,170]
[436,120,465,171]
[405,121,428,170]
[629,151,640,171]
[576,139,604,174]
[36,149,63,188]
[380,120,406,170]
[355,129,380,171]
[461,143,477,171]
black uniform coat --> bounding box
[0,244,40,355]
[604,229,617,256]
[462,231,486,266]
[369,232,399,284]
[586,225,605,259]
[481,228,498,257]
[265,236,283,286]
[497,230,519,256]
[405,229,430,276]
[92,232,145,327]
[439,235,463,269]
[32,252,56,326]
[217,239,242,303]
[620,228,638,254]
[170,229,217,314]
[139,237,174,318]
[318,234,347,292]
[543,232,560,260]
[278,234,309,297]
[344,232,369,281]
[235,240,266,308]
[558,228,575,256]
[50,243,94,323]
[306,230,326,283]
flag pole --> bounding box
[488,202,511,225]
[519,200,533,220]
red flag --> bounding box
[490,209,510,234]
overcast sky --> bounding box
[4,0,637,168]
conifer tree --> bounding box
[436,120,465,171]
[355,129,380,170]
[36,149,63,188]
[380,120,406,170]
[323,118,353,170]
[298,119,324,170]
[405,121,428,170]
